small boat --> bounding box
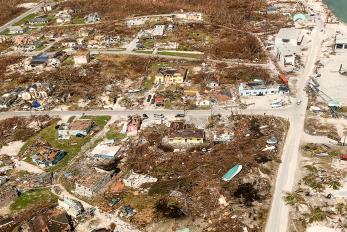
[266,136,278,145]
[272,98,283,105]
[262,146,276,151]
[222,164,242,182]
[315,153,329,157]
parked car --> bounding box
[154,113,164,118]
[175,113,185,118]
[142,114,149,119]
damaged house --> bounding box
[19,83,53,101]
[154,67,188,85]
[274,28,303,66]
[75,167,111,197]
[58,197,84,218]
[31,146,66,168]
[28,208,71,232]
[164,121,205,146]
[58,119,94,139]
[127,115,142,136]
[0,92,17,109]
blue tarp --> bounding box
[32,100,41,108]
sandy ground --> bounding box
[242,94,293,110]
[15,160,44,173]
[316,23,347,105]
[307,224,343,232]
[0,141,24,157]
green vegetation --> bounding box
[329,181,341,190]
[14,13,38,26]
[81,115,111,127]
[10,188,58,212]
[39,123,92,172]
[68,116,76,123]
[106,129,126,140]
[35,42,45,51]
[122,192,156,210]
[283,191,305,206]
[157,51,204,59]
[304,165,318,174]
[307,208,330,223]
[20,116,110,172]
[144,76,155,90]
[63,57,74,66]
[72,17,85,24]
[136,50,153,54]
[303,174,324,191]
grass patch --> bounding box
[144,76,155,90]
[39,123,92,172]
[136,50,153,54]
[81,115,111,127]
[122,192,157,210]
[63,57,74,66]
[106,129,126,140]
[20,116,110,172]
[10,188,58,212]
[157,51,204,59]
[14,13,38,26]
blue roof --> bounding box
[293,14,306,22]
[32,53,48,62]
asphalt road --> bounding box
[0,3,43,33]
[265,18,324,232]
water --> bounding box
[323,0,347,23]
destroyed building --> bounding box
[154,67,187,85]
[163,121,205,146]
[75,167,111,197]
[127,115,142,136]
[58,197,84,218]
[31,146,66,168]
[28,208,72,232]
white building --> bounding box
[41,3,55,12]
[239,82,280,96]
[275,45,298,66]
[274,28,303,66]
[92,144,121,159]
[275,28,304,47]
[58,119,93,139]
[152,25,165,36]
[8,26,25,35]
[335,33,347,51]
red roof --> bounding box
[279,74,288,86]
[155,96,164,103]
[340,155,347,160]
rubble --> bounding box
[123,171,158,189]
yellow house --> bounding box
[167,129,204,145]
[154,68,186,85]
